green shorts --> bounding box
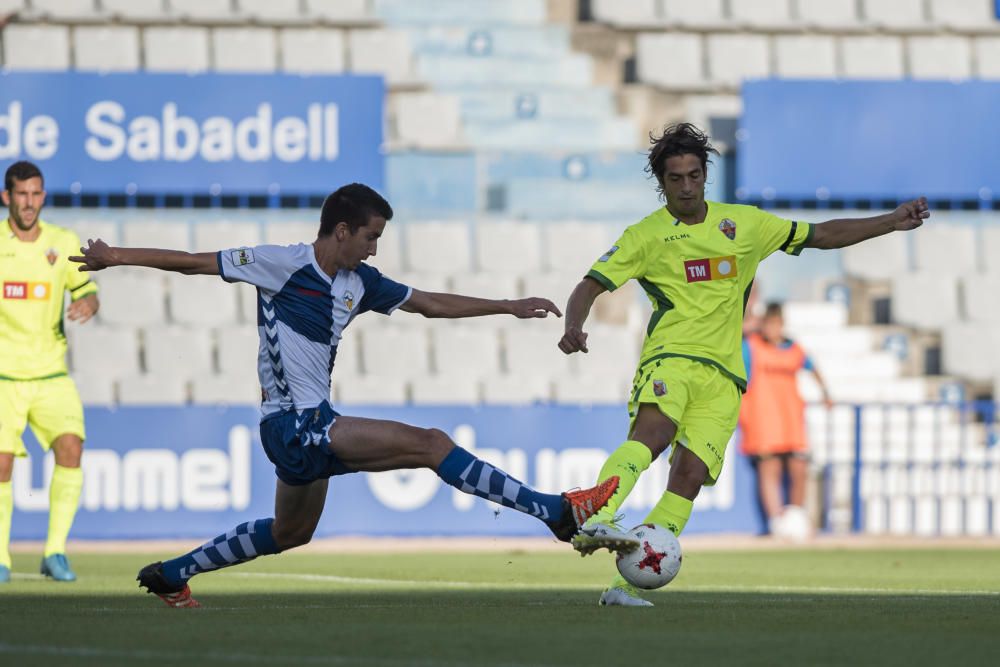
[0,375,86,456]
[628,356,741,485]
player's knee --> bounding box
[272,522,315,550]
[0,455,13,482]
[423,428,454,460]
[52,437,83,468]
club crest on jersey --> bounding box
[598,245,619,262]
[653,380,667,397]
[232,248,255,266]
[45,247,58,265]
[344,291,355,311]
[684,256,737,283]
[719,218,736,240]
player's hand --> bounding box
[69,238,116,272]
[508,297,562,319]
[890,197,929,231]
[67,293,99,324]
[558,326,588,354]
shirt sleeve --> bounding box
[803,355,815,371]
[63,230,99,301]
[356,263,411,315]
[585,226,647,292]
[217,245,294,293]
[753,208,813,259]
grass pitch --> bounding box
[1,546,998,667]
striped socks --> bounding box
[160,518,281,587]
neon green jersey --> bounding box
[0,219,99,380]
[586,201,812,391]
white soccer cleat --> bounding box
[599,584,654,607]
[570,518,640,556]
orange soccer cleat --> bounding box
[137,561,202,609]
[546,475,621,543]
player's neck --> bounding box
[311,240,348,277]
[666,200,708,226]
[6,217,41,242]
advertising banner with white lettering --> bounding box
[10,406,759,540]
[0,71,383,193]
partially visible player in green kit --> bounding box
[558,124,929,606]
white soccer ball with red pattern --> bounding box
[615,523,682,590]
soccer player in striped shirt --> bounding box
[559,123,928,606]
[72,183,618,608]
[0,161,100,583]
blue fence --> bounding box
[0,71,384,196]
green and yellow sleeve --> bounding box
[586,226,647,292]
[753,209,813,259]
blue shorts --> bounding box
[259,401,353,486]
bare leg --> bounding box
[786,455,809,508]
[271,478,328,550]
[327,416,452,472]
[0,453,14,483]
[755,457,785,520]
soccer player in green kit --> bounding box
[558,124,929,606]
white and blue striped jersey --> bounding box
[217,243,411,419]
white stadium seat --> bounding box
[118,373,188,406]
[730,0,794,29]
[552,372,628,405]
[504,328,572,377]
[961,276,1000,323]
[371,222,405,275]
[783,301,849,332]
[862,0,928,30]
[280,28,346,74]
[143,327,214,377]
[636,33,706,91]
[169,0,235,21]
[122,221,191,252]
[96,270,167,326]
[213,28,277,73]
[264,221,316,246]
[481,375,551,404]
[449,273,520,302]
[774,35,837,79]
[392,93,463,149]
[238,0,304,23]
[521,273,581,308]
[349,29,416,84]
[974,38,1000,79]
[74,26,140,72]
[890,272,960,330]
[476,222,543,273]
[591,0,663,28]
[2,24,70,70]
[335,375,407,405]
[61,219,119,247]
[929,0,996,31]
[237,283,258,324]
[191,374,261,405]
[432,326,502,377]
[661,0,728,29]
[304,0,374,23]
[216,326,262,378]
[71,372,116,407]
[542,222,614,273]
[102,0,169,21]
[912,225,977,275]
[66,324,140,379]
[192,221,262,253]
[841,230,909,279]
[30,0,97,21]
[840,36,905,79]
[167,274,240,327]
[908,37,973,80]
[410,375,479,405]
[0,1,23,14]
[795,0,860,29]
[360,328,430,379]
[144,27,211,73]
[332,332,364,378]
[404,222,471,274]
[982,226,1000,274]
[707,35,771,87]
[942,322,1000,381]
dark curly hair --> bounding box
[645,123,719,200]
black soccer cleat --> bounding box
[137,561,201,608]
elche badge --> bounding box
[719,218,736,240]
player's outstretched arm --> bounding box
[558,277,607,355]
[400,289,562,320]
[806,197,929,250]
[69,239,219,275]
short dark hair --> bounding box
[5,161,44,192]
[763,302,784,319]
[318,183,393,236]
[645,123,719,200]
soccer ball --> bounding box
[615,523,682,590]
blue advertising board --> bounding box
[9,406,759,540]
[738,80,1000,201]
[0,72,384,194]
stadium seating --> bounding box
[975,37,1000,78]
[143,27,211,73]
[840,36,907,79]
[796,0,860,29]
[1,24,70,70]
[73,26,140,72]
[102,0,170,22]
[774,35,837,79]
[213,28,277,72]
[908,36,974,80]
[279,28,346,74]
